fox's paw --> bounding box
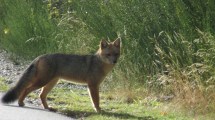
[18,102,25,107]
[47,107,57,112]
[95,107,102,113]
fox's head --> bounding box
[97,38,121,65]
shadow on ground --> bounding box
[61,110,157,120]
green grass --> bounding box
[28,83,192,120]
[1,78,214,119]
[0,79,184,119]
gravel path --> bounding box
[0,50,29,85]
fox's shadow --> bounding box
[61,110,157,120]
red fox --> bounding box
[1,38,121,112]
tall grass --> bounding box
[0,0,58,57]
[0,0,96,58]
[71,0,215,89]
[0,0,215,115]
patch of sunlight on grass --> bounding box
[0,77,9,92]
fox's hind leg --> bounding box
[18,84,41,107]
[18,77,54,107]
[40,78,59,111]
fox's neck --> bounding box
[102,62,114,75]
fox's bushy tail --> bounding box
[1,63,36,103]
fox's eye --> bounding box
[106,53,111,56]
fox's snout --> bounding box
[108,54,119,64]
[112,59,118,64]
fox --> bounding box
[1,38,121,112]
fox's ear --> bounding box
[113,38,121,48]
[100,39,108,49]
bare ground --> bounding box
[0,50,29,84]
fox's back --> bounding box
[37,53,104,83]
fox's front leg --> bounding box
[88,84,101,112]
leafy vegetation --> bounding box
[0,0,215,119]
